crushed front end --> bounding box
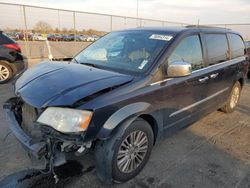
[3,98,92,174]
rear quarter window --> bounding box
[205,34,229,65]
[228,34,245,59]
[0,32,15,44]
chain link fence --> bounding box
[0,2,189,63]
[0,2,249,66]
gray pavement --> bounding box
[0,80,249,188]
[18,41,92,59]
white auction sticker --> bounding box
[138,60,148,69]
[149,34,173,41]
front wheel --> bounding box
[0,61,13,84]
[94,118,154,184]
[221,81,241,113]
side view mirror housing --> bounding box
[167,61,192,78]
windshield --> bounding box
[74,31,173,75]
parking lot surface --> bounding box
[0,79,249,188]
[18,41,91,59]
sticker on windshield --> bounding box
[149,34,173,41]
[138,60,148,70]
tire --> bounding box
[94,118,154,184]
[0,61,13,84]
[221,81,241,113]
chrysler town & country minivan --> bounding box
[4,26,248,183]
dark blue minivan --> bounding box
[4,26,249,183]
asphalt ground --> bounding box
[18,41,91,60]
[0,78,249,188]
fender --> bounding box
[96,102,151,139]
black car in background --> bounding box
[4,27,248,183]
[0,31,27,83]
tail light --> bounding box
[2,43,21,53]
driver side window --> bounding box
[168,35,204,70]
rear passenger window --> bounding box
[0,32,15,44]
[168,35,204,70]
[205,34,229,65]
[228,34,245,59]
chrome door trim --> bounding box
[198,76,209,83]
[150,78,173,86]
[169,87,229,117]
[210,73,219,79]
[192,56,245,73]
[149,56,245,86]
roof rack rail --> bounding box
[185,25,231,30]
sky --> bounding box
[0,0,249,24]
[0,0,249,37]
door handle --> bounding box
[210,73,219,79]
[198,76,209,83]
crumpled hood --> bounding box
[15,62,133,108]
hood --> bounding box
[15,62,133,108]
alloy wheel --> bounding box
[117,130,148,173]
[0,65,10,81]
[230,86,240,109]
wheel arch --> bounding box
[0,59,15,74]
[96,102,162,144]
[235,71,245,87]
[238,77,244,87]
[138,114,159,144]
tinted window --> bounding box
[228,34,245,58]
[168,35,204,70]
[0,32,15,44]
[205,34,229,65]
[75,31,172,75]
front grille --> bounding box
[21,103,42,138]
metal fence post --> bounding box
[22,5,30,59]
[73,11,76,47]
[110,15,113,32]
[58,9,61,31]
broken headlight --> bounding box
[37,107,93,133]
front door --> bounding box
[160,34,210,129]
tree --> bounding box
[54,27,60,34]
[62,27,68,33]
[34,21,52,33]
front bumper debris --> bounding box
[3,98,90,172]
[4,100,48,168]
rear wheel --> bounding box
[0,61,13,84]
[221,81,241,113]
[94,118,154,184]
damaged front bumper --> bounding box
[3,98,91,171]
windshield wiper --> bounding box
[80,62,100,68]
[72,58,100,69]
[72,57,79,64]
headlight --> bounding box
[37,107,93,133]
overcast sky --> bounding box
[0,0,249,24]
[0,0,249,38]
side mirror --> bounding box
[167,61,192,78]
